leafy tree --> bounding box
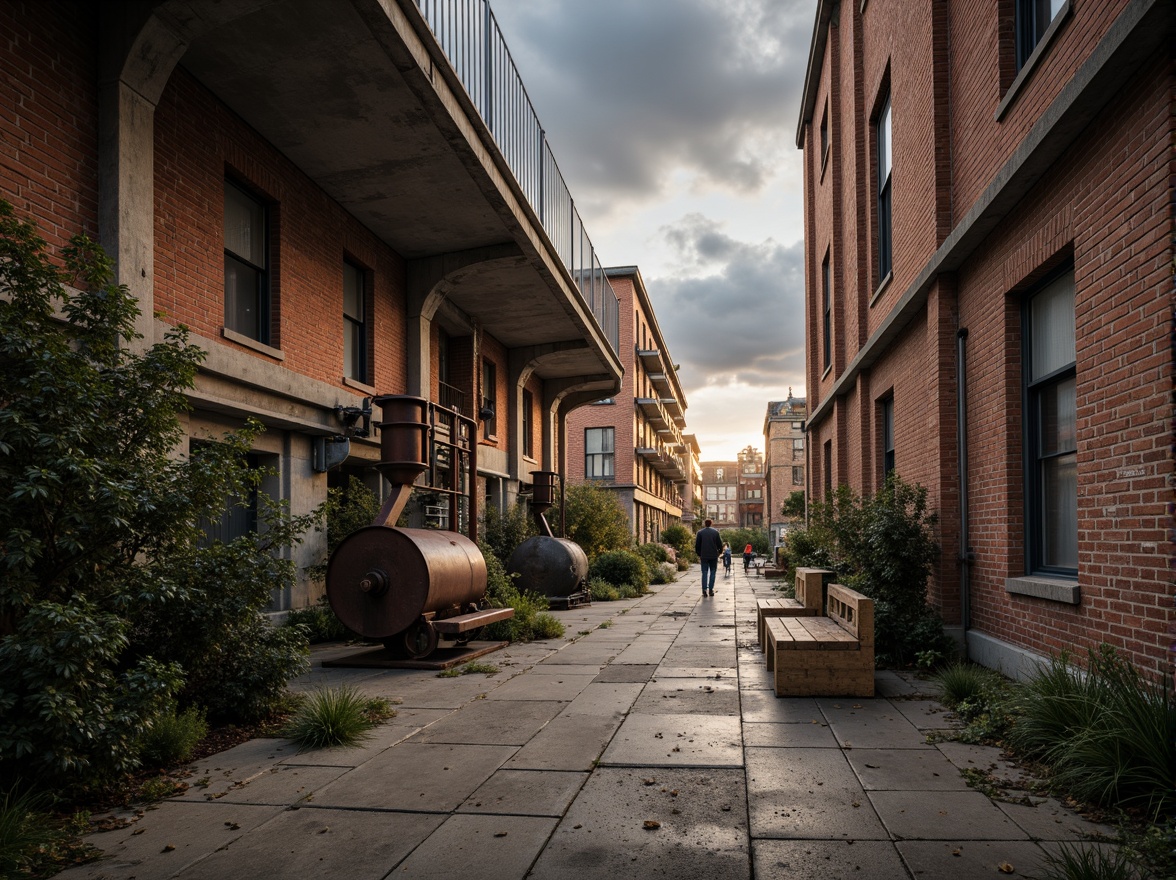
[720,527,770,556]
[481,499,538,566]
[781,490,806,520]
[551,483,631,559]
[0,201,314,789]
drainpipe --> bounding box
[956,328,973,632]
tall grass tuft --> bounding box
[937,662,1002,708]
[139,706,209,767]
[1010,645,1176,818]
[0,785,57,876]
[284,686,377,751]
[1032,841,1143,880]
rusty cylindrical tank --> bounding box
[507,536,588,599]
[326,526,488,640]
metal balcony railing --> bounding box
[413,0,621,355]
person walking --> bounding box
[743,542,754,572]
[694,519,723,597]
[722,543,732,578]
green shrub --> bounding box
[635,542,669,567]
[0,785,57,877]
[481,501,538,566]
[589,550,649,593]
[1009,646,1176,818]
[139,706,209,768]
[530,613,565,640]
[660,524,692,558]
[936,663,1008,711]
[552,484,632,559]
[480,545,563,642]
[1034,841,1144,880]
[720,527,770,556]
[306,475,382,583]
[589,578,621,602]
[648,561,675,586]
[285,595,349,644]
[284,686,379,751]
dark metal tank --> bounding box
[507,535,588,599]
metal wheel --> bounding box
[383,619,438,660]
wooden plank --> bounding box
[432,607,515,633]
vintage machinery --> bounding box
[326,395,513,660]
[507,470,591,610]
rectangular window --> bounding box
[822,250,832,370]
[224,181,270,343]
[819,103,829,167]
[823,439,833,499]
[881,397,895,480]
[1017,0,1065,69]
[585,427,615,479]
[792,466,804,486]
[876,95,893,282]
[343,260,367,383]
[482,359,497,439]
[1025,269,1077,574]
[522,389,533,458]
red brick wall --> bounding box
[0,1,99,251]
[153,69,408,394]
[803,2,1173,676]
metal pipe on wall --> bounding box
[956,328,972,632]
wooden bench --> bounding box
[756,567,830,650]
[765,583,874,697]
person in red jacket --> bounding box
[743,543,754,572]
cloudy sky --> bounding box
[492,0,815,461]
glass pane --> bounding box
[224,183,264,266]
[878,98,892,182]
[602,454,614,478]
[602,428,614,453]
[225,255,260,339]
[343,262,364,320]
[1037,375,1076,456]
[1030,271,1075,380]
[1041,452,1077,569]
[344,320,364,380]
[586,429,602,455]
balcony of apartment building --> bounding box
[106,0,623,409]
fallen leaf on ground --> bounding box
[643,820,661,830]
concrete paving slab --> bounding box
[407,699,566,745]
[560,682,645,717]
[279,708,453,767]
[524,663,604,676]
[593,663,658,683]
[868,790,1030,840]
[873,670,922,698]
[458,769,588,816]
[632,678,741,716]
[173,806,447,880]
[742,721,840,748]
[739,691,823,724]
[893,698,960,731]
[995,797,1117,841]
[56,802,283,880]
[818,699,933,750]
[178,738,300,800]
[540,642,621,665]
[752,839,909,879]
[214,764,348,805]
[358,673,508,708]
[936,741,1032,788]
[653,666,734,680]
[662,643,738,668]
[610,640,674,665]
[528,767,749,880]
[313,742,516,811]
[737,661,775,691]
[600,713,743,768]
[503,713,625,771]
[897,840,1052,879]
[391,813,558,880]
[483,672,597,701]
[844,748,972,791]
[745,747,888,840]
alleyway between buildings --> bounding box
[59,569,1111,880]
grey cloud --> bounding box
[645,216,806,395]
[492,0,812,207]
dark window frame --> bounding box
[875,94,893,283]
[1022,265,1078,577]
[521,388,534,458]
[482,359,498,439]
[223,179,271,344]
[342,258,368,383]
[822,250,832,371]
[881,396,895,481]
[585,426,615,479]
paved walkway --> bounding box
[60,566,1111,879]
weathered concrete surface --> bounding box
[58,567,1112,880]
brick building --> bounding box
[797,0,1173,677]
[737,446,766,528]
[763,393,808,549]
[565,267,693,544]
[699,462,740,529]
[2,0,624,612]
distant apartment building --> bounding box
[737,446,765,528]
[565,267,692,544]
[699,462,739,529]
[2,0,625,612]
[680,434,704,528]
[763,394,807,548]
[798,0,1172,677]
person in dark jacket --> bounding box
[694,519,723,596]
